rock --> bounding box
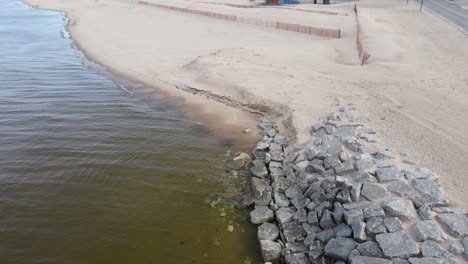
[307,211,319,226]
[335,162,355,175]
[294,208,307,223]
[276,207,295,225]
[320,209,336,229]
[333,202,345,224]
[333,223,353,238]
[283,222,306,242]
[366,217,387,237]
[285,185,303,199]
[383,199,417,221]
[387,181,413,197]
[411,179,444,201]
[274,193,290,207]
[376,231,419,258]
[316,229,335,243]
[436,213,468,239]
[307,159,326,174]
[270,167,286,177]
[286,242,308,253]
[463,236,468,260]
[404,168,434,180]
[337,189,352,204]
[270,149,284,162]
[249,164,268,178]
[357,241,384,257]
[284,253,308,264]
[408,258,443,264]
[344,210,364,225]
[375,167,402,183]
[260,240,281,262]
[324,156,341,170]
[351,222,367,242]
[420,240,451,258]
[251,205,274,224]
[418,204,433,220]
[324,237,358,261]
[449,240,464,255]
[361,183,389,201]
[272,177,289,193]
[392,259,410,264]
[431,207,468,215]
[308,240,324,262]
[363,207,385,219]
[350,183,362,202]
[375,159,395,168]
[267,128,277,138]
[350,256,391,264]
[251,177,270,196]
[384,217,403,233]
[373,150,395,159]
[255,188,272,206]
[258,222,279,241]
[402,160,418,165]
[348,248,361,261]
[303,232,315,247]
[336,125,355,140]
[356,159,374,170]
[343,201,376,211]
[413,220,447,242]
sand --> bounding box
[25,0,468,207]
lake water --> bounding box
[0,1,260,263]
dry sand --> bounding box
[25,0,468,207]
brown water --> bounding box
[0,1,261,263]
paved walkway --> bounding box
[415,0,468,33]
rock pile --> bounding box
[241,110,468,264]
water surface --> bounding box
[0,1,260,263]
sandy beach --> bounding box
[25,0,468,207]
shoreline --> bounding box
[23,0,468,208]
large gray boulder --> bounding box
[404,167,434,180]
[351,222,367,242]
[384,217,403,233]
[361,182,388,201]
[324,237,358,261]
[411,179,445,203]
[463,236,468,260]
[383,199,417,221]
[408,258,443,264]
[356,241,384,257]
[344,209,364,225]
[283,222,306,242]
[250,164,268,178]
[449,240,464,255]
[250,205,274,224]
[436,213,468,239]
[376,231,419,258]
[387,181,414,197]
[366,217,387,237]
[413,220,447,242]
[258,222,279,241]
[333,223,353,238]
[260,240,281,262]
[350,256,391,264]
[375,167,402,183]
[420,240,451,258]
[284,253,309,264]
[276,207,295,225]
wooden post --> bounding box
[420,0,424,11]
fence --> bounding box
[137,0,341,38]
